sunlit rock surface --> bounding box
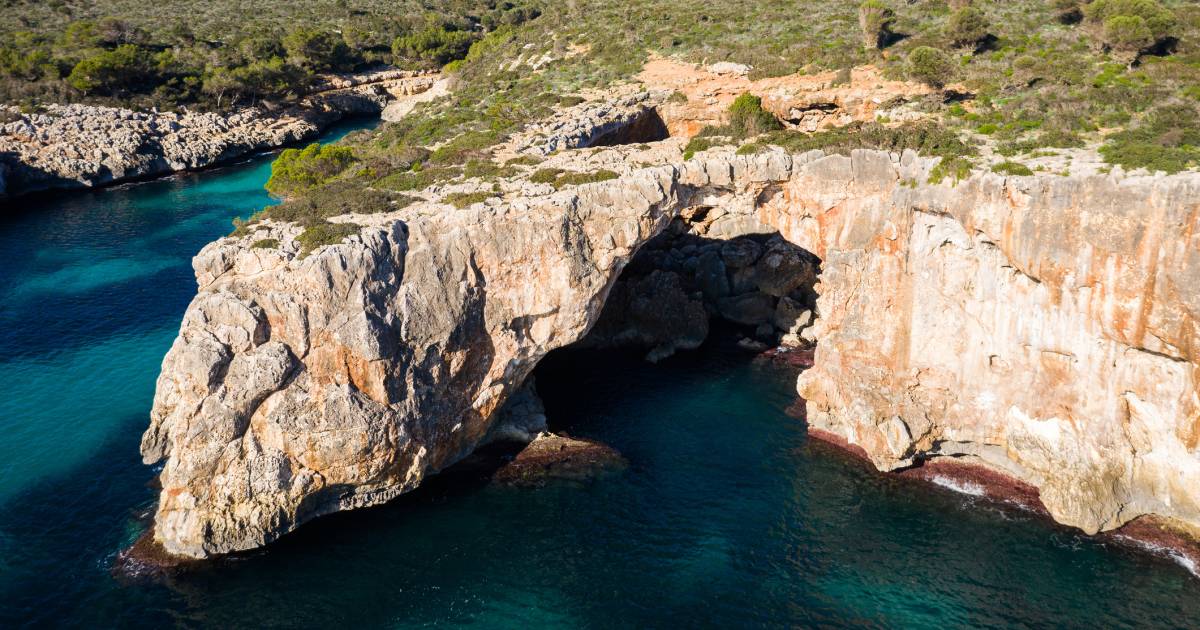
[144,144,1200,557]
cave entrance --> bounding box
[586,107,671,147]
[478,215,821,482]
[574,216,821,363]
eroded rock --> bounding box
[491,432,627,487]
[143,145,1200,559]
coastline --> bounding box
[0,69,439,201]
[805,424,1200,578]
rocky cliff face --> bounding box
[143,145,1200,557]
[768,151,1200,538]
[0,70,438,200]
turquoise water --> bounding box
[1,117,1199,627]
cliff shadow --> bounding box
[572,217,821,363]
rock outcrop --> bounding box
[143,144,1200,558]
[0,69,438,199]
[491,432,627,487]
[141,164,684,558]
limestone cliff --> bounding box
[143,146,1200,557]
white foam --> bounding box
[929,475,987,497]
[1115,534,1200,578]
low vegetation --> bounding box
[0,0,539,110]
[992,160,1035,176]
[528,167,620,189]
[52,0,1178,243]
[682,93,784,159]
[443,190,495,208]
[295,221,361,256]
[265,143,356,197]
[1099,103,1200,172]
[906,46,955,88]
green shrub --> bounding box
[1102,16,1156,64]
[443,190,495,208]
[265,143,356,196]
[526,168,619,189]
[945,7,991,49]
[283,27,356,72]
[1084,0,1176,39]
[463,159,517,180]
[728,93,782,137]
[66,44,151,94]
[992,161,1034,176]
[375,165,461,191]
[906,46,954,88]
[929,156,975,184]
[1099,103,1200,173]
[296,221,360,256]
[741,121,978,184]
[554,169,619,187]
[529,168,565,184]
[393,26,477,66]
[505,155,544,167]
[858,0,896,50]
[682,136,723,160]
[251,238,280,250]
[246,180,415,230]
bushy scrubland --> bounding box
[0,0,539,110]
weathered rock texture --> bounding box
[491,432,627,487]
[142,165,684,557]
[144,145,1200,557]
[769,150,1200,539]
[580,227,818,361]
[0,69,438,199]
[638,58,932,137]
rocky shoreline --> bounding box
[0,69,440,201]
[806,426,1200,578]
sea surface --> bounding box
[1,116,1199,628]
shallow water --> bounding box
[1,117,1198,627]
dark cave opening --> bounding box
[574,219,822,362]
[586,107,671,147]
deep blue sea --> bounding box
[1,116,1199,628]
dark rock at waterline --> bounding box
[492,432,628,488]
[114,527,200,577]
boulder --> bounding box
[717,293,776,326]
[491,432,627,487]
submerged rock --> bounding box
[492,432,627,487]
